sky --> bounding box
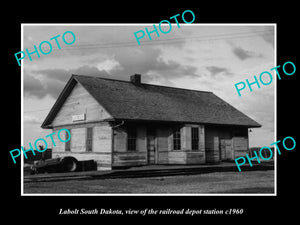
[22,24,275,148]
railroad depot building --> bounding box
[41,74,261,170]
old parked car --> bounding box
[30,156,78,174]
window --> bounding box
[173,128,181,150]
[65,129,71,151]
[86,127,93,152]
[191,127,199,150]
[127,128,137,151]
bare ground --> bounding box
[23,170,274,194]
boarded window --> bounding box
[127,129,137,151]
[86,127,93,152]
[191,127,199,150]
[65,129,71,152]
[173,128,181,150]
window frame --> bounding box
[86,127,93,152]
[65,129,71,152]
[191,127,199,150]
[127,128,137,151]
[173,128,181,150]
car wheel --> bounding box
[61,157,78,172]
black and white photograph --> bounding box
[21,24,275,195]
[4,4,298,222]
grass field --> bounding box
[24,170,274,194]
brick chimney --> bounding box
[130,74,141,85]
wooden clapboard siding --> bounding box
[51,82,112,127]
[113,126,147,152]
[93,124,112,153]
[157,125,206,165]
[52,123,113,170]
[148,150,155,163]
[167,151,206,164]
[70,127,86,152]
[112,125,147,167]
[205,150,220,163]
[233,137,248,150]
[112,152,147,167]
[42,74,258,171]
[204,126,249,162]
[158,151,169,164]
[168,151,187,164]
[186,152,205,164]
[233,136,249,158]
[51,120,249,169]
[52,129,65,154]
[114,127,127,152]
[52,127,86,154]
[53,123,112,153]
[113,152,147,161]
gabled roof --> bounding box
[41,74,261,128]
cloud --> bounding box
[24,73,47,98]
[24,115,43,124]
[96,59,121,72]
[227,41,263,61]
[260,32,274,47]
[255,26,274,48]
[110,46,199,81]
[206,66,233,77]
[24,44,200,100]
[24,51,198,99]
[23,24,201,100]
[232,46,256,60]
[25,74,66,99]
[25,66,112,99]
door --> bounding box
[205,135,220,163]
[147,129,157,164]
[220,139,234,160]
[220,139,226,160]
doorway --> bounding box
[147,128,157,164]
[220,139,234,160]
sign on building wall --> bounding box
[72,114,86,122]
